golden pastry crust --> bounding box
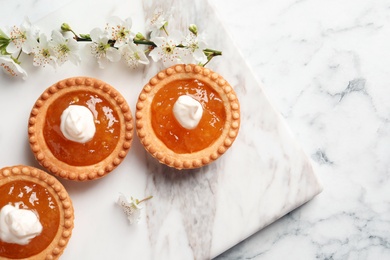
[28,77,134,181]
[136,64,240,169]
[0,165,74,260]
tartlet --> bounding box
[0,165,74,260]
[136,64,240,169]
[28,77,134,181]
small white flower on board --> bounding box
[117,194,153,225]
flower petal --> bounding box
[193,48,207,64]
[106,48,121,62]
[117,194,142,224]
[0,55,28,80]
[90,27,107,43]
[149,47,162,62]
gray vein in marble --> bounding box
[337,78,366,102]
[322,22,384,36]
[312,149,334,165]
[218,203,390,259]
[144,156,218,260]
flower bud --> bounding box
[61,23,72,32]
[189,24,198,36]
[134,32,146,41]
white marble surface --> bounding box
[210,0,390,259]
[9,0,388,259]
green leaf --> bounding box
[0,28,10,40]
[0,29,10,54]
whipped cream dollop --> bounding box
[60,105,96,143]
[173,95,203,129]
[0,205,43,245]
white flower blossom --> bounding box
[6,18,38,54]
[105,16,133,48]
[117,194,152,224]
[181,33,207,64]
[50,30,80,66]
[149,31,184,67]
[30,33,56,68]
[0,55,27,79]
[89,27,121,69]
[120,42,149,69]
[146,8,171,38]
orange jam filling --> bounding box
[0,180,60,259]
[43,90,120,166]
[151,79,226,153]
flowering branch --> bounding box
[0,10,222,80]
[133,33,157,47]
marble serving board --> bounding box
[0,0,322,259]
